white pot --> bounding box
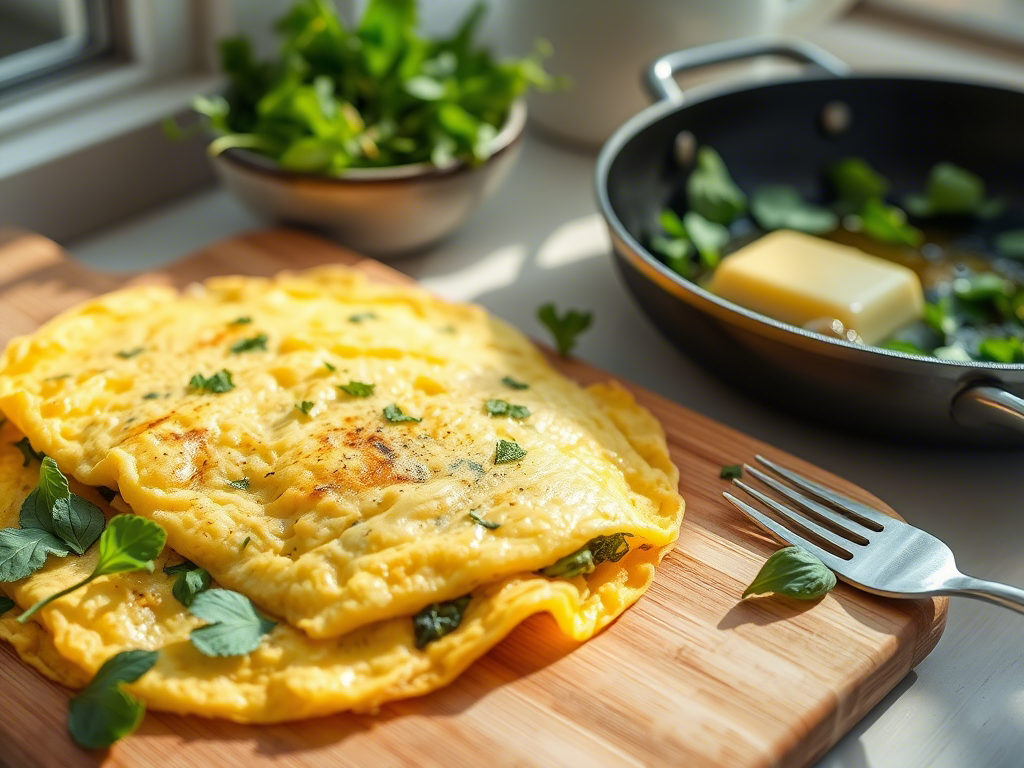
[489,0,856,148]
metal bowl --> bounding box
[210,100,527,258]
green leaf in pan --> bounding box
[978,337,1024,364]
[684,211,729,269]
[828,157,889,208]
[742,546,836,600]
[994,229,1024,259]
[687,146,747,225]
[751,185,838,234]
[903,162,1003,218]
[858,198,923,247]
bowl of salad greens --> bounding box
[192,0,558,256]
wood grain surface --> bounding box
[0,228,947,768]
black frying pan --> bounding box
[595,37,1024,445]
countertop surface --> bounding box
[67,11,1024,768]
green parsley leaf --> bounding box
[650,235,694,277]
[684,211,729,269]
[13,437,42,467]
[978,337,1024,364]
[0,596,13,616]
[383,404,421,423]
[468,510,501,529]
[720,464,743,480]
[537,303,592,357]
[323,361,337,372]
[348,312,378,323]
[339,381,375,397]
[501,376,529,390]
[660,208,687,238]
[751,185,838,234]
[828,157,889,208]
[295,400,315,416]
[995,229,1024,259]
[903,162,1003,219]
[857,198,923,247]
[229,333,268,353]
[227,477,250,490]
[142,392,161,400]
[116,347,145,359]
[742,546,836,599]
[172,567,211,607]
[412,595,471,649]
[188,589,276,657]
[484,399,530,419]
[67,649,159,749]
[0,528,70,582]
[494,439,526,464]
[229,316,252,325]
[687,146,747,225]
[188,369,235,394]
[18,515,166,623]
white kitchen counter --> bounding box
[67,9,1024,767]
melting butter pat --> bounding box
[709,230,924,344]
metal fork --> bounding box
[724,455,1024,612]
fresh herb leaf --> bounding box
[995,229,1024,259]
[684,211,729,269]
[484,399,529,419]
[188,369,235,394]
[339,381,375,397]
[720,464,743,479]
[97,486,118,503]
[687,146,746,225]
[229,333,268,353]
[188,589,276,657]
[828,157,889,208]
[494,439,526,464]
[18,515,166,623]
[67,649,158,749]
[537,303,592,357]
[501,376,528,390]
[412,595,471,649]
[924,298,957,337]
[323,361,337,372]
[742,546,836,599]
[162,558,198,575]
[348,312,378,323]
[229,316,252,325]
[227,477,250,490]
[51,496,105,556]
[660,208,687,238]
[857,198,923,247]
[0,596,14,616]
[142,392,161,400]
[751,185,838,234]
[116,347,145,359]
[0,528,70,582]
[295,400,315,416]
[38,457,70,513]
[468,510,501,529]
[240,535,251,551]
[903,162,1001,218]
[953,273,1013,302]
[979,337,1024,363]
[172,567,211,607]
[650,235,694,277]
[383,404,421,423]
[540,533,633,579]
[13,438,42,467]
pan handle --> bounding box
[645,36,850,104]
[951,384,1024,435]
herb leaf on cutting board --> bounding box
[742,546,837,600]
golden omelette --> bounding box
[0,268,682,643]
[0,420,674,722]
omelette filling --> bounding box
[0,267,683,742]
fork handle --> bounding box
[944,576,1024,614]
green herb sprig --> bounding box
[384,404,421,423]
[189,370,235,394]
[537,303,592,357]
[412,595,471,649]
[742,546,837,600]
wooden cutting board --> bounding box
[0,228,946,768]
